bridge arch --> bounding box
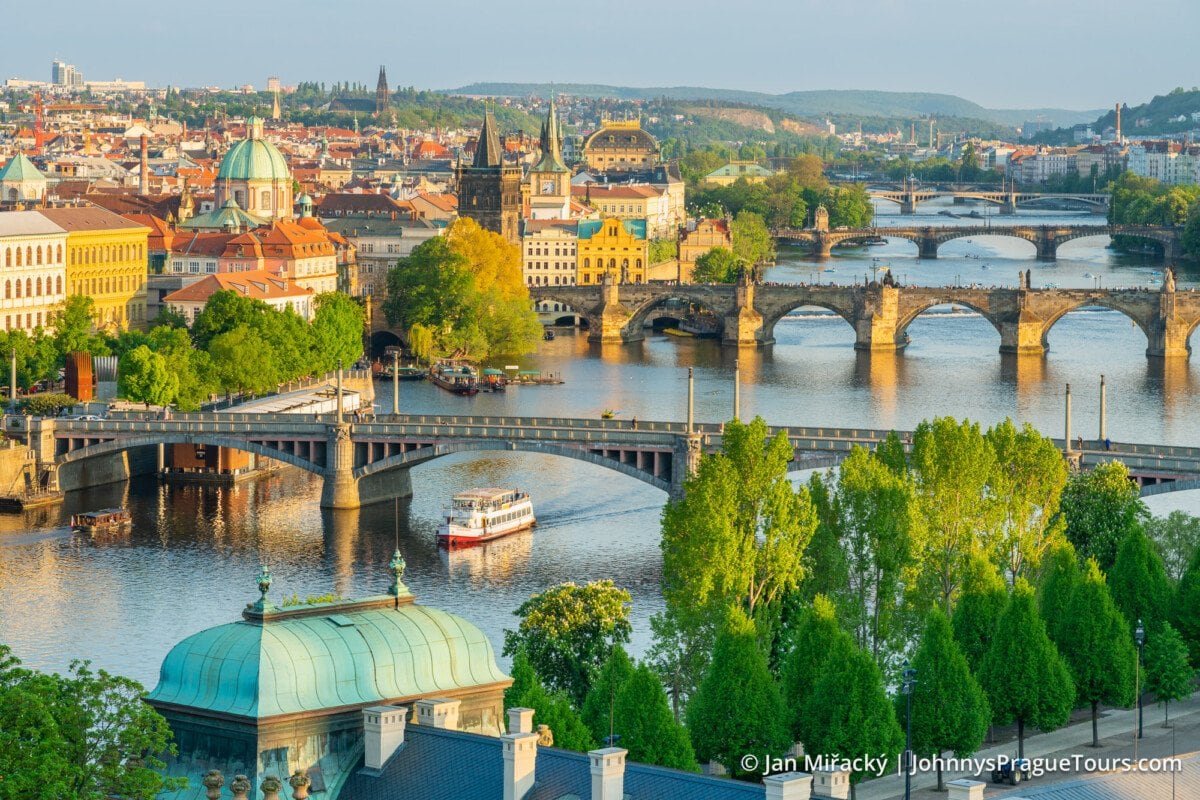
[624,293,729,336]
[57,434,325,475]
[896,298,1006,342]
[760,299,859,344]
[1040,298,1153,347]
[353,439,672,493]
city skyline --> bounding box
[7,0,1199,110]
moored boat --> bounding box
[70,507,132,534]
[430,361,479,395]
[438,488,535,547]
[481,368,507,392]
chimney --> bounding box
[764,771,813,800]
[502,729,539,800]
[1115,103,1122,142]
[811,767,850,800]
[947,779,986,800]
[415,698,460,730]
[139,134,149,196]
[507,707,534,735]
[362,704,408,771]
[588,747,626,800]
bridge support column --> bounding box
[669,433,703,500]
[723,273,767,346]
[587,274,636,343]
[854,285,905,351]
[918,238,938,259]
[1147,284,1191,358]
[1000,197,1017,215]
[1036,233,1056,261]
[900,198,917,215]
[812,234,834,258]
[998,319,1048,356]
[321,424,360,509]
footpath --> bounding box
[855,692,1200,799]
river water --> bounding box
[2,199,1198,688]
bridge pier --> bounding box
[669,433,703,500]
[321,424,361,509]
[723,273,768,346]
[1147,284,1193,358]
[853,285,907,351]
[918,238,938,260]
[999,198,1017,216]
[587,274,637,343]
[998,320,1048,356]
[900,200,917,215]
[1035,233,1057,261]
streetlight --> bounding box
[1135,619,1146,741]
[902,662,917,800]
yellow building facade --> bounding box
[577,218,647,285]
[40,206,151,330]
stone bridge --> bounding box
[868,189,1110,215]
[774,224,1181,261]
[531,272,1200,356]
[12,412,1200,510]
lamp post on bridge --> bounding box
[392,350,400,416]
[686,367,694,433]
[732,359,741,421]
[1099,375,1107,442]
[1064,383,1072,455]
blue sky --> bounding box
[6,0,1195,109]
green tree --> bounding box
[53,295,108,361]
[1037,540,1082,649]
[581,645,635,744]
[645,610,711,722]
[952,553,1008,673]
[979,580,1075,759]
[146,325,215,412]
[208,325,279,397]
[833,446,920,664]
[1108,528,1173,634]
[1145,511,1200,582]
[612,664,697,770]
[904,610,990,790]
[1143,623,1196,726]
[803,634,904,794]
[1059,560,1136,747]
[117,346,179,407]
[730,210,775,266]
[686,607,790,778]
[504,651,595,752]
[648,238,677,265]
[189,289,267,349]
[1060,462,1149,571]
[692,247,742,283]
[875,430,908,475]
[984,419,1069,580]
[795,473,849,605]
[661,417,817,650]
[311,292,365,372]
[0,646,182,800]
[780,595,846,743]
[502,580,632,707]
[910,417,996,612]
[1176,548,1200,666]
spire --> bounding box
[472,108,503,168]
[375,65,390,117]
[532,98,568,174]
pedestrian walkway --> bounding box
[855,692,1200,799]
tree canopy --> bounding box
[1059,462,1149,572]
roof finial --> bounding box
[388,548,408,598]
[254,564,274,611]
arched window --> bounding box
[24,278,31,298]
[15,248,22,267]
[35,277,41,296]
[608,258,616,269]
[3,249,8,267]
[636,259,643,269]
[583,258,590,268]
[25,247,31,265]
[622,259,629,269]
[4,281,9,299]
[35,246,42,265]
[56,244,62,263]
[55,276,62,294]
[15,280,21,298]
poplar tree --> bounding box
[780,595,845,744]
[803,635,904,794]
[1175,549,1200,667]
[979,580,1074,759]
[952,553,1008,674]
[904,609,990,791]
[1059,462,1148,571]
[1108,529,1172,634]
[1058,560,1135,747]
[504,651,595,752]
[1037,540,1082,649]
[581,646,635,745]
[612,664,697,770]
[1143,623,1196,726]
[687,607,790,778]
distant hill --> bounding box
[1091,87,1200,136]
[443,83,1100,129]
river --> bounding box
[1,198,1197,688]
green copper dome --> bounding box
[216,118,290,183]
[146,596,508,720]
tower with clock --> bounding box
[528,99,571,220]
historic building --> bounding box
[146,560,511,797]
[573,184,676,239]
[0,154,48,204]
[577,218,647,285]
[39,206,150,330]
[375,65,390,116]
[163,270,315,322]
[703,160,777,186]
[581,119,661,173]
[528,101,571,220]
[455,111,521,243]
[0,211,68,332]
[678,218,732,282]
[215,117,293,221]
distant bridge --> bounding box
[530,271,1199,355]
[773,224,1181,261]
[866,188,1110,215]
[10,412,1200,510]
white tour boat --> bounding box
[437,488,536,547]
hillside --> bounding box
[1092,87,1200,135]
[444,83,1099,128]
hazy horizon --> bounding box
[7,0,1195,110]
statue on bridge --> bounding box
[1165,267,1176,292]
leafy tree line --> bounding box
[1107,172,1200,257]
[384,218,541,360]
[7,290,364,412]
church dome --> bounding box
[146,595,508,720]
[216,117,290,183]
